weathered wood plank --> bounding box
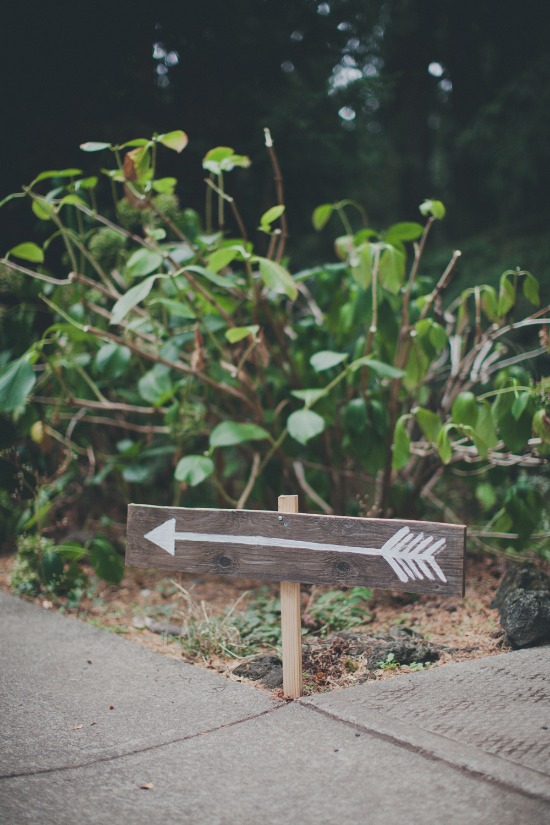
[126,504,465,596]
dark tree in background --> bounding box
[3,0,550,276]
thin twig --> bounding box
[236,452,261,509]
[264,128,288,263]
[292,461,334,514]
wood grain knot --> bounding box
[216,555,234,571]
[335,560,352,575]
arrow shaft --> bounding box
[172,530,384,558]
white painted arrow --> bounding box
[143,519,447,584]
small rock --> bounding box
[146,619,182,636]
[499,589,550,649]
[133,616,182,636]
[335,629,441,669]
[233,655,283,687]
[491,563,550,610]
[492,563,550,649]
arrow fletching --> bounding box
[380,526,447,583]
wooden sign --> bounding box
[126,503,465,597]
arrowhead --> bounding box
[144,518,176,556]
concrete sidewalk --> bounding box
[1,590,549,824]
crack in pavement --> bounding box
[298,701,550,805]
[3,693,549,807]
[0,702,286,781]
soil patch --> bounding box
[0,551,508,695]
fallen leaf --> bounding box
[139,783,154,790]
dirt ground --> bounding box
[0,551,508,696]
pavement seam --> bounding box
[298,701,550,805]
[0,702,286,781]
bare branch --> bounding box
[236,452,261,509]
[293,461,334,514]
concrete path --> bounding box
[1,590,549,824]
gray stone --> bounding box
[499,589,550,648]
[336,627,441,670]
[233,654,283,687]
[491,562,550,609]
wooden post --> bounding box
[278,494,303,699]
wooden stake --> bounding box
[278,495,303,699]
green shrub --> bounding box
[10,535,87,598]
[0,130,548,562]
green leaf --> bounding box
[481,286,498,321]
[210,421,270,449]
[31,198,54,221]
[512,391,531,420]
[497,272,516,317]
[287,409,326,445]
[202,147,251,174]
[125,248,163,278]
[0,356,36,411]
[257,257,297,300]
[385,222,424,243]
[157,130,189,153]
[9,242,44,263]
[476,403,498,451]
[312,204,334,231]
[350,243,372,289]
[291,389,326,406]
[57,194,87,210]
[310,351,348,372]
[503,480,543,544]
[260,205,285,228]
[95,343,132,379]
[349,356,405,378]
[175,455,214,486]
[225,325,260,343]
[523,272,540,306]
[208,247,238,273]
[32,168,83,183]
[122,464,154,484]
[149,298,196,319]
[110,275,161,325]
[419,199,446,220]
[345,398,368,434]
[392,415,411,470]
[152,177,177,194]
[334,235,354,260]
[138,367,174,405]
[476,482,497,511]
[80,142,111,152]
[429,323,447,351]
[451,392,478,427]
[75,176,98,191]
[413,407,441,442]
[436,426,452,464]
[378,245,405,294]
[184,264,237,288]
[88,537,124,583]
[119,139,151,149]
